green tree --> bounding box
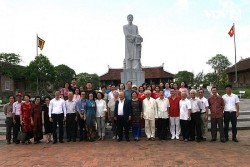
[175,71,194,86]
[77,72,100,90]
[206,54,231,88]
[26,54,55,95]
[204,72,217,86]
[194,71,204,86]
[0,53,22,92]
[54,64,76,89]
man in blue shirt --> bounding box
[124,81,133,101]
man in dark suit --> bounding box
[114,92,132,142]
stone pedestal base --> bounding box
[121,69,145,87]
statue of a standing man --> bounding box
[123,14,143,69]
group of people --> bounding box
[3,78,240,144]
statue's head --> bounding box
[127,14,133,24]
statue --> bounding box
[123,14,143,69]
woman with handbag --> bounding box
[20,95,33,144]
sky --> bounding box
[0,0,250,77]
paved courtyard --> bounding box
[0,130,250,167]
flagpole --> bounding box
[233,23,238,88]
[36,33,39,94]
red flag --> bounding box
[228,25,234,37]
[37,37,45,50]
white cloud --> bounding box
[204,0,242,20]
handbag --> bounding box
[17,131,27,142]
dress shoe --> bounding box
[220,139,226,143]
[196,139,201,143]
[151,137,155,141]
[210,139,216,142]
[59,140,64,143]
[67,139,71,142]
[117,139,122,142]
[146,138,150,141]
[232,138,239,142]
[126,138,130,142]
[53,141,57,144]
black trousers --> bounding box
[211,117,225,140]
[190,112,202,140]
[66,113,77,140]
[117,116,130,140]
[157,118,169,140]
[52,113,64,141]
[13,115,20,143]
[78,115,87,140]
[5,117,13,141]
[180,120,189,140]
[224,111,237,139]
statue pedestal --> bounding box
[121,69,145,87]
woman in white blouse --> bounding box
[95,92,107,140]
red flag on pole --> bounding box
[228,25,234,37]
[37,37,45,50]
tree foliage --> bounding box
[0,53,22,77]
[0,53,22,93]
[174,70,194,86]
[77,72,100,90]
[54,64,76,89]
[204,72,217,86]
[194,71,204,85]
[26,54,55,94]
[206,54,231,88]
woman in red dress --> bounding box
[152,86,160,99]
[20,95,33,144]
[138,86,146,128]
[31,96,43,144]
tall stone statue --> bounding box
[121,14,145,87]
[123,14,143,69]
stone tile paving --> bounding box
[0,130,249,166]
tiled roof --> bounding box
[227,57,250,73]
[100,66,174,80]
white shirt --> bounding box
[118,99,125,116]
[49,98,66,117]
[199,97,209,113]
[108,91,114,101]
[156,97,170,119]
[189,97,202,113]
[95,99,107,117]
[179,98,191,120]
[65,99,77,114]
[12,101,22,116]
[142,97,157,120]
[222,93,239,112]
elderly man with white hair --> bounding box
[142,90,157,141]
[189,89,203,142]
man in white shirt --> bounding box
[198,89,209,140]
[179,92,191,142]
[65,91,77,142]
[12,92,23,144]
[108,84,116,101]
[114,92,132,142]
[142,90,157,141]
[222,84,240,142]
[189,89,203,142]
[49,91,67,144]
[156,90,170,140]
